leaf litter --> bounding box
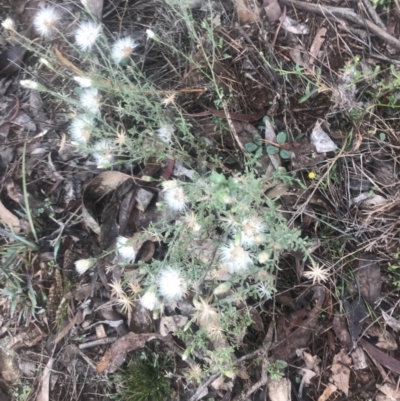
[1,0,400,400]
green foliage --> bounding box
[117,352,171,401]
[267,359,287,380]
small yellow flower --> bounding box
[308,171,316,179]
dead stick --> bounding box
[189,372,221,401]
[232,360,268,401]
[78,336,118,350]
[279,0,400,50]
[360,0,386,30]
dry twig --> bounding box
[279,0,400,50]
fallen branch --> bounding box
[279,0,400,50]
[189,372,221,401]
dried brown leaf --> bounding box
[331,349,352,396]
[231,0,262,23]
[376,383,400,401]
[83,0,103,20]
[355,255,382,305]
[361,338,400,375]
[309,28,327,65]
[267,378,291,401]
[160,315,188,336]
[332,315,352,348]
[367,325,397,351]
[317,383,337,401]
[96,333,169,374]
[82,171,132,235]
[263,0,281,22]
[382,311,400,332]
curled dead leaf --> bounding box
[97,333,170,374]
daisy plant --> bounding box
[9,0,313,382]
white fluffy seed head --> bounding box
[33,6,61,38]
[164,186,187,212]
[2,18,15,31]
[156,125,174,144]
[140,286,159,311]
[79,88,101,115]
[75,21,101,51]
[93,139,114,168]
[111,37,138,63]
[116,236,136,262]
[69,114,95,144]
[239,216,265,247]
[158,266,187,303]
[75,258,96,274]
[219,241,254,273]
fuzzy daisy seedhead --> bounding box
[75,21,101,51]
[114,293,134,315]
[33,6,61,38]
[93,139,114,168]
[163,183,187,212]
[239,216,265,247]
[79,88,101,115]
[75,258,96,274]
[140,286,160,311]
[303,263,330,284]
[158,266,187,303]
[111,37,138,64]
[156,125,174,144]
[219,241,254,273]
[116,236,136,262]
[2,18,15,31]
[69,114,95,144]
[109,279,125,298]
[182,212,201,233]
[193,297,218,324]
[256,282,272,300]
